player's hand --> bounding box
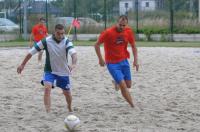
[99,59,105,67]
[68,64,76,73]
[17,65,25,74]
[133,61,139,71]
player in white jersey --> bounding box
[17,24,77,113]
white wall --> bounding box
[119,0,156,14]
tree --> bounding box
[49,0,118,18]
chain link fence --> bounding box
[0,0,200,41]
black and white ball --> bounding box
[64,115,80,131]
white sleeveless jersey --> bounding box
[29,35,76,76]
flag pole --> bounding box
[67,24,73,37]
[67,18,80,38]
[67,18,75,38]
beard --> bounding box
[116,27,123,32]
[115,25,122,32]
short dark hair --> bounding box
[118,15,128,23]
[39,17,45,22]
[55,24,64,30]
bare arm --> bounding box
[68,53,77,72]
[131,44,139,71]
[94,41,105,66]
[71,53,77,66]
[17,53,32,74]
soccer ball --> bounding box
[64,115,80,131]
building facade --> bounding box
[119,0,164,15]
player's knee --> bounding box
[127,84,131,88]
[125,81,132,88]
[44,86,51,94]
[63,90,71,96]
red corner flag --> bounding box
[72,19,80,29]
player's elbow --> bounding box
[94,42,100,49]
[71,53,77,60]
[131,44,137,50]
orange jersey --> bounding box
[98,26,135,63]
[32,24,48,42]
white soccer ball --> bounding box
[64,115,80,131]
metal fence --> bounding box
[0,0,200,41]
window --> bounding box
[125,3,128,8]
[145,2,149,7]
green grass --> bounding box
[0,41,28,47]
[0,40,200,47]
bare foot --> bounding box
[68,106,73,112]
[45,105,51,113]
[46,108,50,113]
[130,104,134,108]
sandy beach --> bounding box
[0,46,200,132]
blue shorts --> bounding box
[41,72,71,91]
[107,59,131,84]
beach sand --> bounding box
[0,47,200,132]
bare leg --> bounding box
[113,80,132,90]
[44,84,52,113]
[63,90,72,112]
[118,80,134,107]
[125,80,132,88]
